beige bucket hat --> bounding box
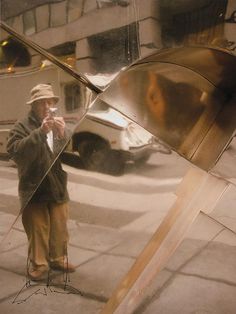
[26,84,59,105]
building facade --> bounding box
[2,0,236,76]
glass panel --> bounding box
[88,23,138,73]
[23,10,36,35]
[0,37,31,70]
[1,0,234,85]
[67,0,83,23]
[35,4,50,32]
[0,0,144,83]
[50,1,67,27]
[0,20,191,312]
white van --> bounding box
[65,99,171,174]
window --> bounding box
[88,23,139,73]
[49,42,76,68]
[88,23,138,73]
[49,42,76,56]
[64,83,82,112]
[36,5,50,32]
[68,0,83,22]
[50,1,67,27]
[0,37,31,71]
[97,0,129,8]
[23,10,36,35]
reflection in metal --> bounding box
[100,46,236,173]
[0,25,97,214]
[0,21,102,93]
[1,0,236,313]
[66,98,168,175]
[0,36,31,68]
[1,0,235,80]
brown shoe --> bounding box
[50,262,76,273]
[28,269,49,281]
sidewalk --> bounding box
[1,201,236,314]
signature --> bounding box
[12,273,82,304]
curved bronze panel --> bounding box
[100,46,236,172]
[136,46,236,96]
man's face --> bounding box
[32,98,56,121]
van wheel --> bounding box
[77,138,125,175]
[105,150,125,176]
[134,154,150,166]
[77,138,109,172]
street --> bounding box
[0,149,190,313]
[0,150,190,230]
[1,151,236,314]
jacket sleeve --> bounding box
[53,126,73,155]
[7,122,47,164]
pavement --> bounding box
[1,154,236,314]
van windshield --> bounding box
[90,100,109,112]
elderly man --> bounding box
[7,83,75,281]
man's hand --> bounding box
[40,116,55,134]
[53,117,65,138]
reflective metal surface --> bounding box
[1,0,236,313]
[0,29,96,211]
[100,46,236,172]
[0,0,235,246]
[1,0,235,85]
[2,0,234,176]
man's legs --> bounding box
[48,202,75,272]
[22,202,50,279]
[48,201,68,264]
[22,201,75,279]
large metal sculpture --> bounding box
[98,45,236,313]
[1,0,236,312]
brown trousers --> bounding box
[22,201,69,271]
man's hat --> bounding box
[26,84,59,105]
